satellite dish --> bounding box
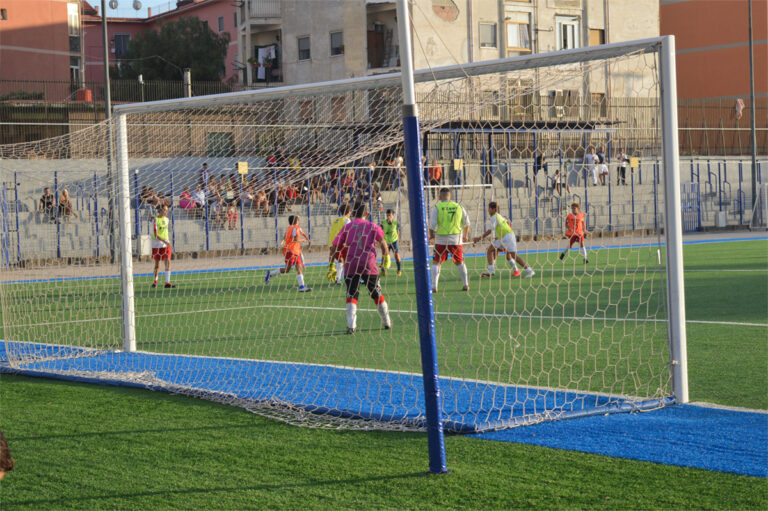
[133,0,142,10]
[108,0,118,9]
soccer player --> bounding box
[473,202,534,279]
[327,203,352,285]
[265,215,312,292]
[560,202,589,264]
[381,209,402,276]
[331,202,391,334]
[428,188,470,293]
[151,204,175,288]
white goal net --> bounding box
[0,38,685,432]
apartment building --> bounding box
[237,0,659,87]
[0,0,87,89]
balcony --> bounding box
[250,0,280,19]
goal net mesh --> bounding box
[0,42,672,432]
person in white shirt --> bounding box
[616,148,629,185]
[584,148,598,186]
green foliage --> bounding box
[122,17,230,81]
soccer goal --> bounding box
[0,37,687,441]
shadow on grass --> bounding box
[8,472,432,507]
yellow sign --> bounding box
[237,161,249,175]
[629,157,640,169]
[453,159,464,171]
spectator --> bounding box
[200,162,210,187]
[616,147,629,185]
[0,430,14,481]
[192,184,206,208]
[179,188,196,211]
[552,167,571,196]
[584,147,598,186]
[255,188,269,216]
[597,146,609,185]
[227,203,238,230]
[58,189,78,221]
[38,187,55,222]
[534,150,549,177]
[429,160,443,198]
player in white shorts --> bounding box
[473,201,534,278]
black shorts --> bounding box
[387,240,400,254]
[345,274,382,303]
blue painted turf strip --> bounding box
[2,341,765,477]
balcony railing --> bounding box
[250,0,280,18]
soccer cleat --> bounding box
[151,282,157,288]
[585,259,589,264]
[431,288,438,293]
[264,269,272,284]
[298,286,312,292]
[559,252,565,260]
[524,268,535,279]
[396,270,402,277]
[384,324,391,330]
[481,272,494,278]
[462,285,469,291]
[346,327,356,335]
[335,280,343,286]
[512,270,522,277]
[164,283,176,288]
[380,268,387,276]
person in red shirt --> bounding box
[560,202,588,264]
[428,161,443,198]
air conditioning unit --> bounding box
[555,106,565,118]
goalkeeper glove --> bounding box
[326,262,337,283]
[383,254,392,269]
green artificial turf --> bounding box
[1,373,765,511]
[0,239,766,509]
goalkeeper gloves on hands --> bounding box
[326,262,337,283]
[383,255,392,270]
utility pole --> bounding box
[748,0,757,206]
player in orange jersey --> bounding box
[265,215,312,291]
[559,202,588,264]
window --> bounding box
[332,96,346,121]
[1,9,7,20]
[589,28,605,47]
[300,100,314,123]
[479,23,497,48]
[206,132,234,157]
[298,36,310,61]
[114,34,130,59]
[505,12,531,56]
[67,3,79,36]
[591,92,606,118]
[202,20,208,29]
[218,16,224,32]
[234,12,237,28]
[69,57,81,88]
[556,16,580,50]
[330,31,344,56]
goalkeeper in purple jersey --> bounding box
[331,202,392,334]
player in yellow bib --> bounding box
[327,204,351,284]
[151,204,175,288]
[428,188,470,292]
[473,202,534,279]
[380,209,402,276]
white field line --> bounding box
[12,304,768,329]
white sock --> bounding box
[432,265,441,289]
[507,259,519,271]
[336,262,344,281]
[346,301,357,329]
[165,271,171,283]
[580,247,588,260]
[457,263,468,287]
[487,264,495,274]
[377,299,391,328]
[269,268,281,277]
[297,273,305,288]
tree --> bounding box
[122,17,230,81]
